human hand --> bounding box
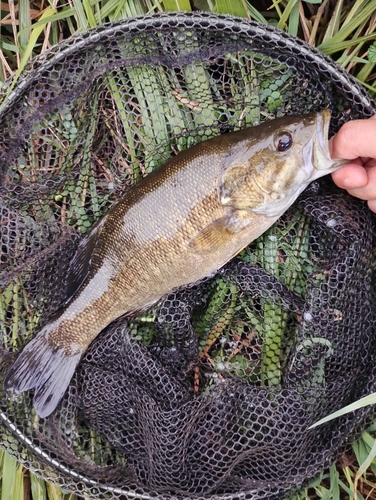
[330,115,376,213]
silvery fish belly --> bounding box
[4,109,348,417]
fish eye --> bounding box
[275,132,293,152]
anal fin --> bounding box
[65,221,103,301]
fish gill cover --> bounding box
[0,12,375,500]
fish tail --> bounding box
[4,327,82,418]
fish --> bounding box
[4,109,348,418]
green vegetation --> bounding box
[1,0,376,499]
[1,0,375,92]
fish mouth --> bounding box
[311,109,350,176]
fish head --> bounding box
[219,110,349,217]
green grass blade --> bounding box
[17,0,30,59]
[45,482,64,500]
[0,40,18,53]
[16,6,56,61]
[82,0,98,27]
[321,0,344,44]
[341,0,372,29]
[277,0,299,32]
[357,61,375,84]
[319,32,376,56]
[17,8,76,32]
[309,392,376,428]
[288,0,300,36]
[356,441,376,480]
[162,0,191,10]
[318,2,376,52]
[215,0,249,17]
[353,431,376,479]
[353,77,376,93]
[72,0,90,30]
[30,471,48,500]
[101,0,150,19]
[244,2,267,23]
[336,20,373,68]
[1,452,23,500]
[100,0,135,20]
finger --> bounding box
[331,162,368,189]
[330,115,376,160]
[368,199,376,213]
[340,165,376,200]
[364,158,376,169]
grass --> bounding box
[1,0,376,499]
[0,449,80,500]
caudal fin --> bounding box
[4,329,82,418]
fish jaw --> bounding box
[307,109,350,179]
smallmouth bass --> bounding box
[5,110,348,417]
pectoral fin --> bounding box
[189,210,254,253]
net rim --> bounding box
[1,12,375,118]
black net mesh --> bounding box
[0,11,376,500]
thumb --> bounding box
[330,115,376,160]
